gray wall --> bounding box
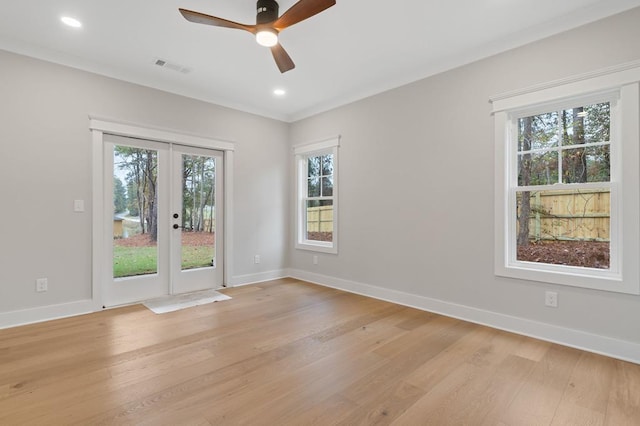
[289,8,640,344]
[0,50,289,313]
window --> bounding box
[492,63,640,294]
[514,99,613,269]
[294,137,339,253]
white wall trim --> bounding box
[0,299,98,330]
[89,116,236,151]
[223,150,235,287]
[228,270,289,287]
[91,129,105,309]
[293,135,341,155]
[490,59,640,108]
[288,269,640,365]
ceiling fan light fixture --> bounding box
[179,0,337,72]
[256,29,278,47]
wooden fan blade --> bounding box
[271,44,295,73]
[179,8,256,33]
[274,0,336,30]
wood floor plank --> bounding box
[604,359,640,425]
[498,344,583,425]
[550,352,614,426]
[0,279,638,425]
[285,394,359,425]
[392,354,535,425]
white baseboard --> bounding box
[4,271,638,365]
[289,269,640,365]
[228,269,289,287]
[0,299,99,330]
[0,268,290,329]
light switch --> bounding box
[74,199,85,212]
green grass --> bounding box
[113,245,214,278]
[113,246,158,278]
[181,246,215,270]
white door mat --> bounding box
[143,289,231,314]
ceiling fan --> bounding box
[179,0,336,73]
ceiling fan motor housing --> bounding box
[256,0,279,24]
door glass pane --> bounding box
[181,155,216,270]
[113,146,158,278]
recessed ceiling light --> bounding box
[61,16,82,28]
[273,89,286,96]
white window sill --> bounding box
[494,261,639,294]
[296,240,337,254]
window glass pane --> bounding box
[586,145,610,182]
[308,156,321,178]
[515,188,610,269]
[518,101,610,188]
[518,151,558,186]
[322,154,334,176]
[562,146,610,183]
[584,102,610,144]
[518,112,559,152]
[306,199,333,242]
[308,177,320,197]
[557,105,609,147]
[321,176,333,196]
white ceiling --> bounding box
[1,0,639,122]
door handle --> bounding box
[173,224,193,230]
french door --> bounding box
[103,134,223,307]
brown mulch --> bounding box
[307,232,333,242]
[517,240,609,269]
[114,232,214,247]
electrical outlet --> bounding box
[36,278,48,292]
[313,255,318,265]
[545,291,558,308]
[254,255,261,264]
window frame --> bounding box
[294,137,340,254]
[492,63,640,294]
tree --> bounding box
[517,117,533,246]
[126,180,139,216]
[181,155,215,232]
[585,102,611,181]
[113,177,127,213]
[563,107,587,183]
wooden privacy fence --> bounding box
[307,205,334,232]
[518,189,610,242]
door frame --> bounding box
[90,117,235,308]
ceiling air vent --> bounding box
[153,58,192,74]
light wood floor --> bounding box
[1,279,638,425]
